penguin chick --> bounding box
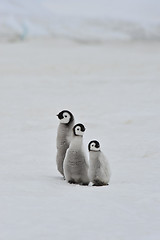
[56,110,75,177]
[88,140,111,186]
[64,123,89,185]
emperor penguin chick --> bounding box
[56,110,75,177]
[88,140,111,186]
[64,123,89,185]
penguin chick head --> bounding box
[57,110,74,124]
[73,123,85,136]
[88,140,100,152]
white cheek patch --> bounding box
[75,128,84,136]
[90,146,100,151]
[78,131,84,136]
[60,118,68,124]
[60,112,70,124]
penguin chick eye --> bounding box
[77,128,80,131]
[64,115,67,118]
[91,144,95,147]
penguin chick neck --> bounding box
[70,135,83,150]
[60,120,74,129]
[89,150,100,158]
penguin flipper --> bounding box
[56,144,69,176]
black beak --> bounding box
[57,113,63,120]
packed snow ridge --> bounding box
[1,0,160,42]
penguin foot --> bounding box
[80,182,89,186]
[93,180,107,186]
[93,184,102,187]
[68,179,76,184]
[93,182,109,186]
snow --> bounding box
[0,38,160,239]
[0,0,160,41]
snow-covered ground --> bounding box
[0,0,160,41]
[0,39,160,239]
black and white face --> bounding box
[73,123,86,136]
[57,110,73,124]
[88,140,100,151]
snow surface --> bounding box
[0,0,160,41]
[0,39,160,239]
